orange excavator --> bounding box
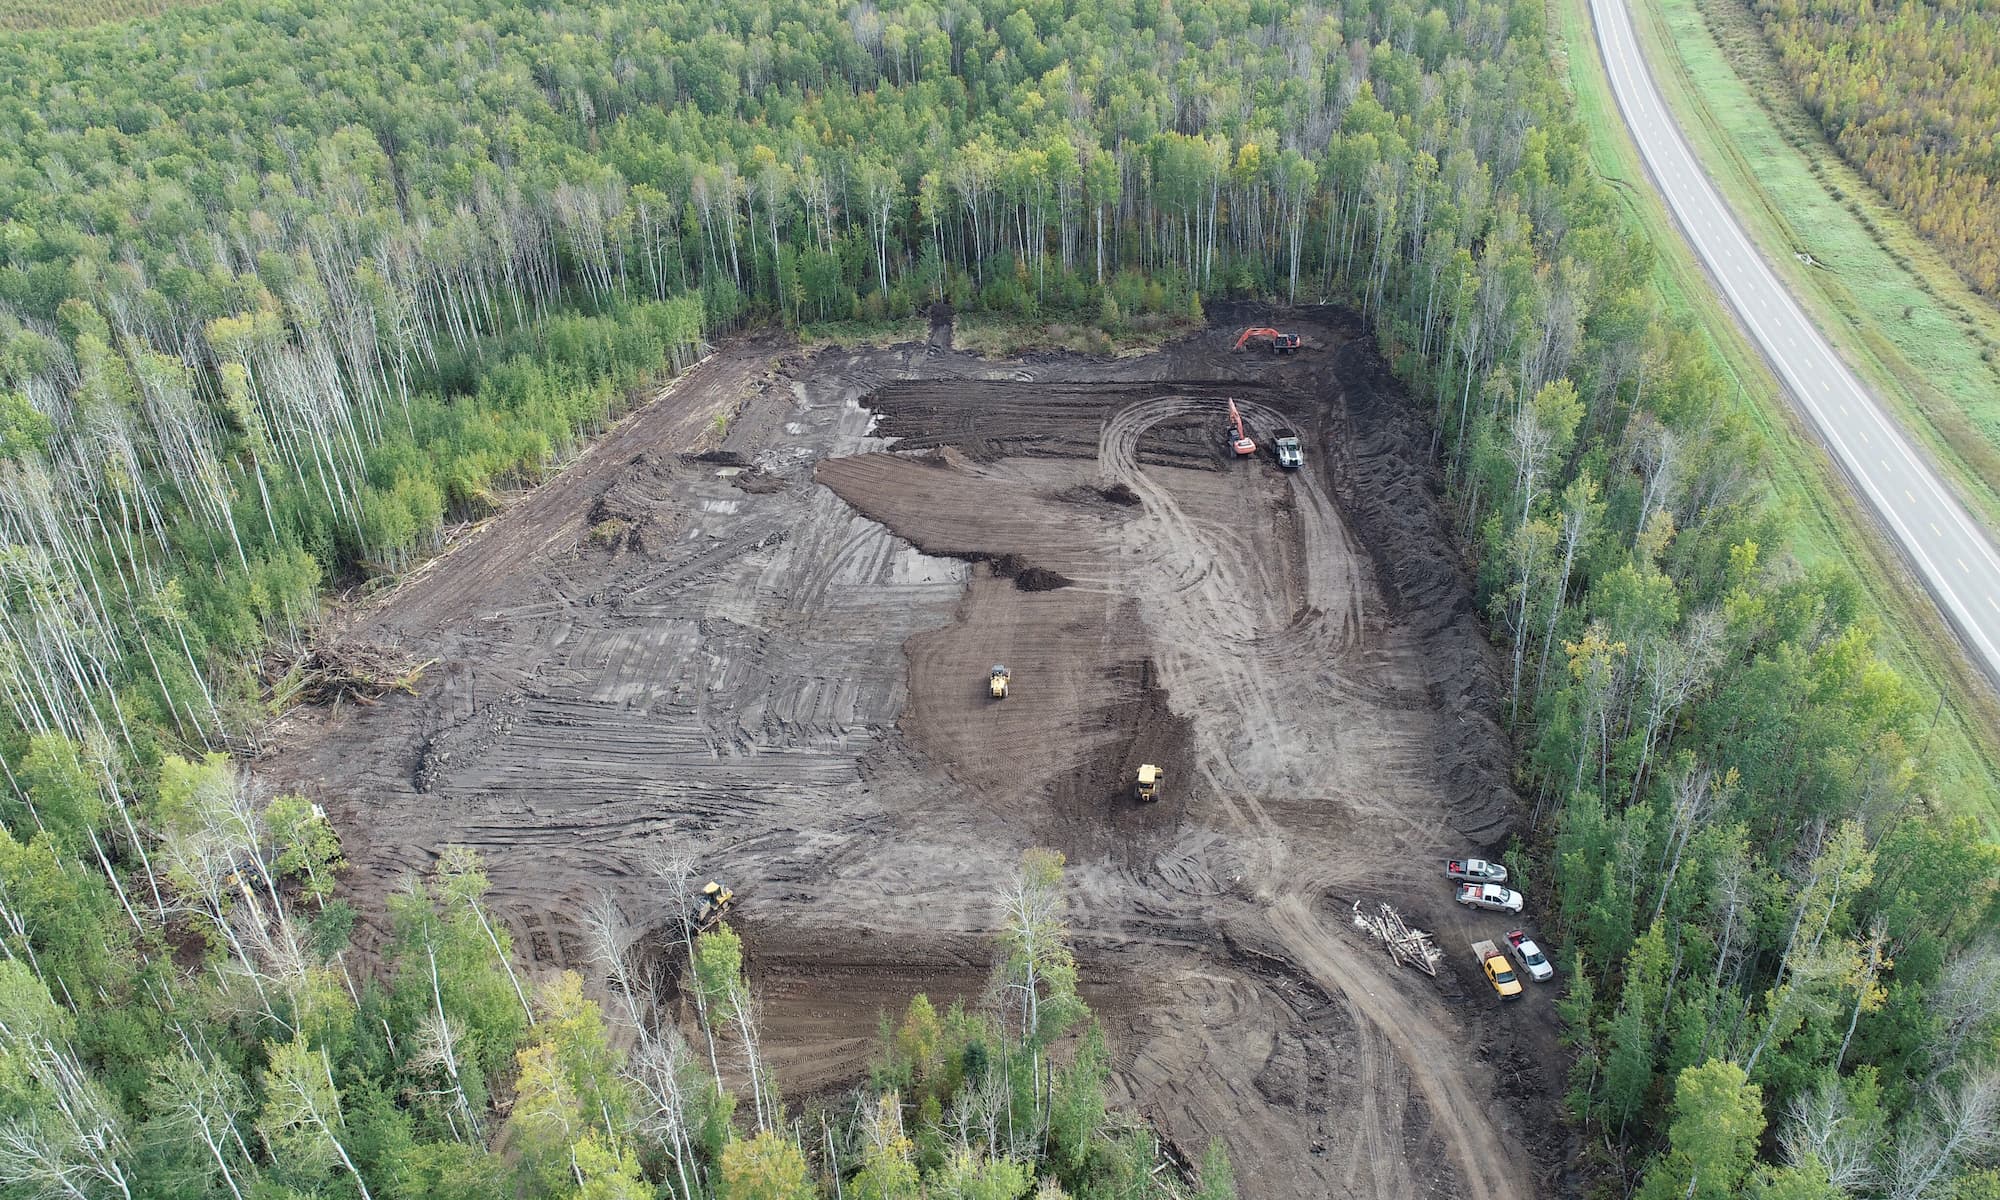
[1225,399,1256,457]
[1234,326,1301,354]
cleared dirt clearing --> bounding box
[263,308,1564,1198]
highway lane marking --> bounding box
[1600,0,2000,675]
[1907,490,1916,504]
[1707,241,2000,658]
[1699,119,2000,590]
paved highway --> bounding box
[1588,0,2000,688]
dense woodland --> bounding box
[1749,0,2000,297]
[0,0,1996,1196]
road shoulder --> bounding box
[1547,0,2000,822]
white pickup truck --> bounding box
[1455,882,1524,914]
[1445,857,1508,884]
[1506,929,1555,982]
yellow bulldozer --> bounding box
[989,664,1011,699]
[1135,764,1163,802]
[691,881,734,934]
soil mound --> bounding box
[978,552,1072,591]
[1014,567,1072,592]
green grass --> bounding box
[1550,0,2000,827]
[797,312,1198,358]
[950,312,1199,358]
[795,316,931,351]
[1630,0,2000,531]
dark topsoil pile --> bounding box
[1309,321,1516,845]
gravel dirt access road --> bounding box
[263,306,1567,1199]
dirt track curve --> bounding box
[263,306,1568,1198]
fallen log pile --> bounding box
[264,639,435,708]
[1351,900,1443,977]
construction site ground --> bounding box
[263,304,1568,1199]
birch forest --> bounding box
[0,0,1995,1196]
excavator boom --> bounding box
[1234,326,1301,353]
[1226,400,1256,456]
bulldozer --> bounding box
[1234,326,1302,354]
[690,881,734,934]
[989,664,1011,699]
[1135,764,1164,802]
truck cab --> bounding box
[1456,882,1525,913]
[1474,939,1524,999]
[1274,432,1304,469]
[1446,857,1509,883]
[1506,929,1556,982]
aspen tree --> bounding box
[258,1036,373,1200]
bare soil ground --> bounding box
[262,305,1568,1199]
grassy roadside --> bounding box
[795,317,931,351]
[1549,0,2000,826]
[1627,0,2000,531]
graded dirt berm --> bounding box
[263,306,1566,1199]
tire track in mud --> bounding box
[1273,896,1520,1200]
[1098,398,1390,764]
[829,352,1539,1197]
[1097,395,1368,658]
[266,319,1554,1197]
[263,342,982,972]
[1094,394,1523,1200]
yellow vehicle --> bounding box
[692,881,734,933]
[1135,764,1163,802]
[1472,939,1523,1000]
[989,665,1010,699]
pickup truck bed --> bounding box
[1472,939,1523,999]
[1446,857,1507,883]
[1455,882,1524,913]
